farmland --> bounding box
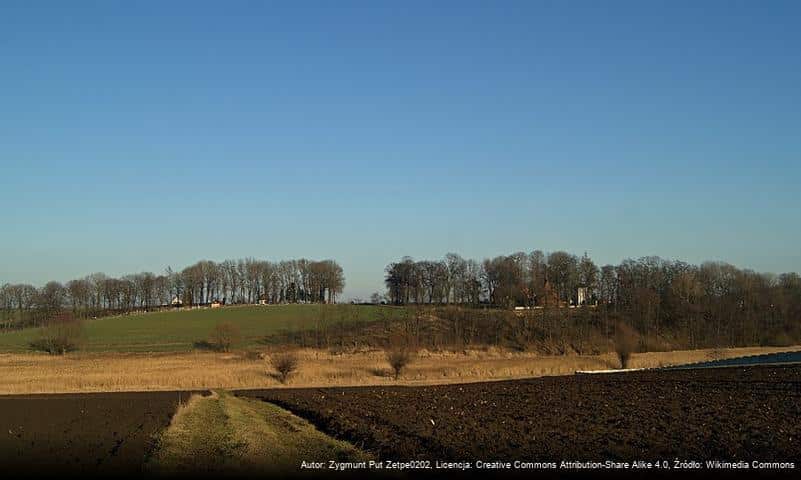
[0,304,400,353]
[1,302,800,394]
[0,390,200,475]
[0,389,369,476]
[1,303,800,475]
[2,365,799,476]
[243,365,801,462]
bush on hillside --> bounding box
[210,322,240,352]
[29,314,85,355]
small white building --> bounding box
[577,287,589,305]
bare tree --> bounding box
[386,348,415,380]
[210,322,240,352]
[614,323,638,369]
[66,279,91,317]
[30,313,85,355]
[577,252,599,305]
[270,351,299,383]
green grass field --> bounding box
[0,304,400,353]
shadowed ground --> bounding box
[0,390,203,475]
[243,365,801,462]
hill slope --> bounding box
[0,305,397,353]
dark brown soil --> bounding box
[0,390,202,476]
[241,365,801,462]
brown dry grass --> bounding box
[0,345,798,395]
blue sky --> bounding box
[1,1,800,299]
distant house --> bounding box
[576,287,597,306]
[211,300,222,309]
[170,296,183,308]
[577,287,589,306]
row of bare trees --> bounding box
[0,258,345,329]
[384,251,801,348]
[384,251,598,307]
[176,258,345,306]
[384,254,484,306]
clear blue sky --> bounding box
[1,1,800,299]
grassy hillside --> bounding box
[0,304,399,353]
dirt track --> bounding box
[0,390,201,475]
[242,365,801,462]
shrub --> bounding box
[30,315,84,355]
[614,324,638,369]
[271,351,299,384]
[210,322,240,352]
[386,348,415,380]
